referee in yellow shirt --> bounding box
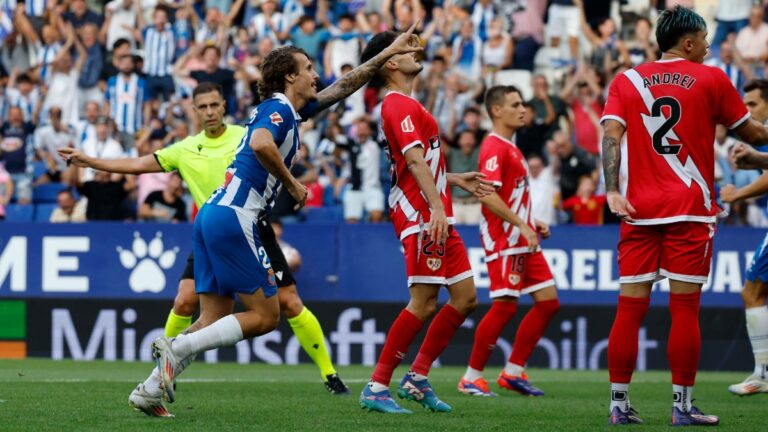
[60,82,349,394]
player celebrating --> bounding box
[357,31,494,414]
[601,6,768,426]
[458,85,559,398]
[719,79,768,396]
[61,82,350,404]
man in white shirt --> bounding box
[81,116,125,182]
[341,118,384,223]
[104,0,138,50]
[735,6,768,71]
[34,106,76,182]
[527,155,557,226]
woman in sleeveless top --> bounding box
[481,18,513,73]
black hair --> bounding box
[338,13,355,23]
[360,31,398,66]
[744,79,768,103]
[484,85,522,118]
[16,73,33,84]
[258,46,311,100]
[655,6,706,53]
[193,81,225,99]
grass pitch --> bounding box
[0,359,765,431]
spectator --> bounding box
[0,106,35,204]
[62,0,104,31]
[139,171,187,222]
[323,13,364,81]
[74,101,100,148]
[185,46,235,113]
[527,155,557,226]
[105,53,147,148]
[511,0,545,71]
[134,7,175,102]
[626,18,658,66]
[340,118,384,223]
[134,133,171,206]
[560,66,603,155]
[34,106,75,184]
[102,0,138,51]
[447,130,481,224]
[516,102,549,159]
[561,176,606,225]
[75,169,133,221]
[432,73,474,140]
[735,6,768,72]
[291,15,331,74]
[42,25,87,127]
[7,72,41,124]
[81,116,124,182]
[336,64,366,127]
[250,0,290,45]
[470,0,497,42]
[529,74,568,138]
[550,129,596,201]
[77,23,104,108]
[49,189,87,222]
[0,162,13,220]
[481,17,513,73]
[100,38,132,81]
[272,141,319,220]
[546,0,579,67]
[706,40,753,91]
[450,20,482,80]
[575,0,629,73]
[33,24,63,86]
[712,0,752,49]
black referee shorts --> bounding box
[179,219,296,288]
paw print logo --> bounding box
[117,232,179,293]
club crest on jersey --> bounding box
[509,273,521,286]
[401,115,415,133]
[270,112,283,125]
[426,257,442,271]
[485,156,499,172]
[267,268,276,286]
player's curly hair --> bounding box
[258,46,311,101]
[655,5,706,53]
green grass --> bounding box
[0,359,765,431]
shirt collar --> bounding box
[272,92,301,120]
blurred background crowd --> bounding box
[0,0,765,226]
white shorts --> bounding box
[343,188,384,220]
[547,4,580,39]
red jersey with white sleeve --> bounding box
[601,58,750,225]
[478,132,537,257]
[380,91,454,240]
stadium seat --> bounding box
[5,204,34,222]
[32,161,48,180]
[34,203,58,222]
[304,205,343,224]
[322,185,336,206]
[33,182,67,204]
[494,70,533,101]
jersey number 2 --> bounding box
[650,97,681,155]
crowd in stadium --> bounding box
[0,0,765,226]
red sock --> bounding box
[509,299,559,367]
[668,292,701,386]
[371,309,424,386]
[608,295,650,383]
[411,304,465,376]
[468,301,518,371]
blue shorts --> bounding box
[193,204,277,298]
[746,233,768,283]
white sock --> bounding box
[368,381,388,393]
[408,370,428,381]
[503,362,525,376]
[171,315,243,359]
[745,306,768,375]
[609,383,629,413]
[672,384,693,413]
[464,367,483,381]
[142,367,162,395]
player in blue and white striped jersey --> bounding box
[135,25,424,416]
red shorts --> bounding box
[487,251,555,299]
[618,221,715,284]
[402,227,473,286]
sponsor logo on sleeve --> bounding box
[270,112,284,125]
[401,115,415,133]
[485,156,499,172]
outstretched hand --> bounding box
[453,172,495,198]
[58,147,91,168]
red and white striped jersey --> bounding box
[380,91,453,240]
[478,132,536,257]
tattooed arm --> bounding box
[602,119,636,221]
[312,21,423,113]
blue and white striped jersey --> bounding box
[142,25,175,77]
[208,93,316,219]
[106,73,146,134]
